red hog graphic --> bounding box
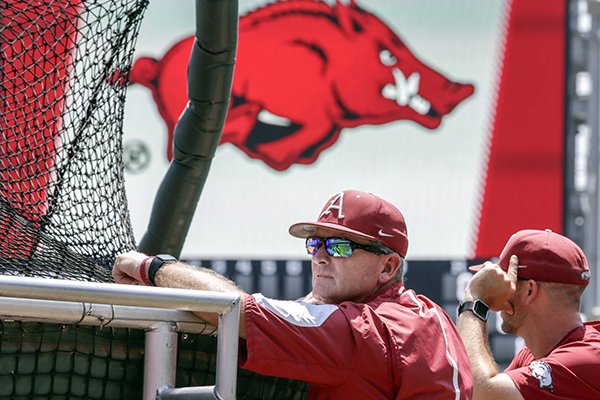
[130,0,475,171]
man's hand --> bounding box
[465,255,519,311]
[112,250,148,285]
[458,254,525,400]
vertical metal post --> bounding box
[589,9,600,317]
[566,0,586,308]
[214,298,241,400]
[144,322,178,400]
[583,0,600,317]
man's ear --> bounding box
[379,253,401,284]
[523,280,540,305]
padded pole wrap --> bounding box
[138,0,238,256]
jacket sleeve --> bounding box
[240,293,361,386]
[505,342,600,399]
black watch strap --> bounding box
[458,300,489,321]
[148,254,177,286]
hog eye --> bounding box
[379,49,397,66]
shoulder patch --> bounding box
[252,294,339,327]
[529,360,554,393]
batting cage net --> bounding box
[0,1,307,398]
[0,0,142,281]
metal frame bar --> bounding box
[0,275,240,400]
[569,0,600,318]
[145,322,179,399]
[585,0,600,318]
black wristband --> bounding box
[147,254,177,286]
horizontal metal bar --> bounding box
[158,385,218,400]
[0,275,239,314]
[0,296,216,333]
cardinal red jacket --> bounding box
[240,282,473,399]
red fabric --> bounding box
[241,283,473,399]
[0,0,82,222]
[475,0,566,257]
[505,321,600,399]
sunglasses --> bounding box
[305,236,393,258]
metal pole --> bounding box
[585,0,600,316]
[0,296,213,332]
[158,386,218,400]
[144,322,178,400]
[0,275,238,314]
[215,297,240,400]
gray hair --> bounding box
[395,256,406,282]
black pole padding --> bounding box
[138,0,239,257]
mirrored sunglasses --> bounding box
[305,236,392,258]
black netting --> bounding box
[177,333,308,400]
[0,322,144,400]
[0,322,307,400]
[0,1,308,398]
[0,0,144,281]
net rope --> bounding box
[0,0,143,281]
[0,1,307,398]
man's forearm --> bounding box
[457,313,499,392]
[154,262,247,337]
[154,262,242,292]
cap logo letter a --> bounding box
[320,192,345,219]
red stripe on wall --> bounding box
[474,0,566,258]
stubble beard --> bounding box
[501,318,517,335]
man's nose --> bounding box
[313,243,330,263]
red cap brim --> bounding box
[289,221,377,243]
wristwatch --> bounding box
[457,300,489,321]
[148,254,177,286]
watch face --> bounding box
[458,300,489,321]
[156,254,177,263]
[473,300,489,320]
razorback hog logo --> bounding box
[129,0,475,171]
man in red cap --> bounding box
[457,229,600,399]
[113,189,473,399]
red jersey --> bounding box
[505,321,600,399]
[240,282,473,399]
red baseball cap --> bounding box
[470,229,590,286]
[288,190,409,257]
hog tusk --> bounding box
[409,94,431,115]
[381,68,431,115]
[395,69,419,106]
[382,83,397,101]
[257,109,292,126]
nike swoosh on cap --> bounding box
[378,229,394,237]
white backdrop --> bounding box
[122,0,506,259]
